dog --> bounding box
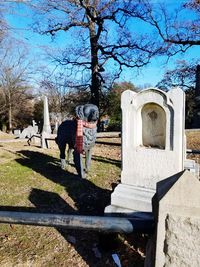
[55,104,99,178]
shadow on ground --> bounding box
[2,149,145,267]
[12,150,124,266]
[16,150,111,215]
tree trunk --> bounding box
[91,72,100,107]
[89,21,100,108]
[8,91,12,132]
[195,65,200,98]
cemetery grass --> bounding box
[0,131,199,267]
[0,140,146,267]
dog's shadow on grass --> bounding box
[14,150,117,266]
[16,150,111,215]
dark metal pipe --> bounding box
[0,211,154,234]
[186,149,200,154]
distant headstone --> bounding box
[105,88,185,214]
[152,170,200,267]
[42,96,51,135]
[19,120,38,139]
[53,120,59,134]
[13,129,21,136]
[32,120,38,130]
[41,96,51,148]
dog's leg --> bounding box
[59,142,67,170]
[85,149,92,173]
[67,146,73,164]
[61,159,67,170]
[73,150,85,178]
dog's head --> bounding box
[76,104,99,122]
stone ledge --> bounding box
[106,184,155,213]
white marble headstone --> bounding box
[105,87,185,213]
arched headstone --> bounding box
[105,87,185,213]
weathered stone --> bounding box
[154,170,200,267]
[164,214,200,267]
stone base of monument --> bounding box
[41,132,51,149]
[33,134,41,145]
[105,184,155,216]
[105,204,154,221]
[105,159,199,218]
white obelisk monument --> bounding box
[41,96,51,148]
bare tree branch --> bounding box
[26,0,160,108]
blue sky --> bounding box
[4,0,200,88]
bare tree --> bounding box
[0,39,34,131]
[156,60,198,127]
[132,0,200,56]
[39,75,64,114]
[25,0,162,108]
[0,3,9,44]
[156,60,197,91]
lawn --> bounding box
[0,130,199,267]
[0,137,147,267]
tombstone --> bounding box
[151,170,200,267]
[19,120,39,139]
[105,87,185,214]
[32,120,38,133]
[20,126,34,139]
[13,129,21,137]
[184,157,199,178]
[41,96,51,149]
[50,112,62,134]
[42,96,51,134]
[53,120,59,134]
